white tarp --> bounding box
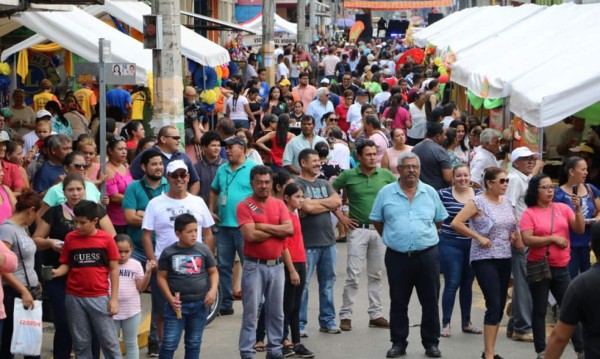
[4,6,151,83]
[240,13,297,36]
[417,5,543,54]
[413,7,484,48]
[88,0,230,67]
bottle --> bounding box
[175,292,182,319]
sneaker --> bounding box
[340,319,352,331]
[147,341,159,357]
[512,332,534,342]
[536,352,545,359]
[300,328,308,338]
[219,307,235,316]
[293,343,315,358]
[282,346,295,357]
[506,328,513,338]
[369,317,390,328]
[319,325,342,334]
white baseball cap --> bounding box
[510,147,540,163]
[36,110,52,118]
[166,160,188,175]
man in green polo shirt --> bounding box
[333,139,396,332]
[122,149,169,356]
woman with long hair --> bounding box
[355,55,369,77]
[63,95,90,141]
[256,114,295,171]
[424,80,440,121]
[554,156,600,278]
[226,82,256,129]
[0,191,43,359]
[443,128,462,168]
[521,174,585,358]
[105,136,133,234]
[45,100,73,138]
[264,86,287,117]
[124,121,146,151]
[235,128,263,165]
[450,120,469,164]
[452,167,519,359]
[317,112,338,137]
[438,165,483,337]
[381,93,412,133]
[381,128,413,177]
[33,174,116,359]
[246,87,263,126]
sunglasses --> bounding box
[164,135,181,141]
[492,178,510,184]
[70,163,89,170]
[328,118,338,122]
[169,172,188,179]
[110,135,126,142]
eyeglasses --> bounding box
[538,185,554,191]
[328,117,338,122]
[70,163,89,170]
[492,178,510,184]
[164,135,181,141]
[169,172,188,179]
[399,165,420,170]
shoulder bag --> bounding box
[15,236,43,301]
[526,204,554,284]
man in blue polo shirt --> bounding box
[122,149,169,357]
[370,152,448,359]
[210,136,258,315]
[130,125,200,195]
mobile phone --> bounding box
[573,185,579,196]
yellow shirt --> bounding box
[131,91,146,120]
[33,92,59,112]
[74,88,97,120]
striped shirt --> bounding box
[438,187,483,240]
[113,259,144,320]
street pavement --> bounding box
[41,242,577,359]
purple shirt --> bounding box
[469,194,516,262]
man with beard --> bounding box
[122,149,170,356]
[370,152,448,358]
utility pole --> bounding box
[309,0,316,44]
[298,0,306,47]
[150,0,184,138]
[262,0,275,86]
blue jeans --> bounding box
[239,260,285,359]
[528,266,583,354]
[300,245,337,331]
[439,235,474,327]
[216,227,244,311]
[131,248,158,345]
[568,246,591,279]
[160,300,208,359]
[233,119,250,129]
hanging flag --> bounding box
[349,21,365,43]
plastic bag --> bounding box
[10,298,43,356]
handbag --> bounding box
[10,298,43,356]
[526,204,554,284]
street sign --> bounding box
[106,63,136,85]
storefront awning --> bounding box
[344,0,453,10]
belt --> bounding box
[355,223,375,229]
[395,245,436,258]
[245,256,283,266]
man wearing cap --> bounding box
[317,78,340,107]
[346,89,370,130]
[130,125,200,195]
[320,47,341,82]
[237,165,293,359]
[22,110,54,155]
[292,72,317,113]
[505,147,543,343]
[210,136,258,315]
[306,88,335,131]
[278,79,298,103]
[9,89,36,137]
[142,159,215,346]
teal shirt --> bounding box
[370,180,448,252]
[43,180,101,207]
[332,166,396,224]
[122,177,170,250]
[211,159,258,227]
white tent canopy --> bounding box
[240,13,297,36]
[413,7,484,48]
[415,5,543,54]
[4,6,152,83]
[87,0,230,67]
[451,3,600,99]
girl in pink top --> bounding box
[0,242,18,321]
[105,137,133,234]
[0,167,16,223]
[520,174,585,356]
[113,235,154,359]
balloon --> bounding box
[215,66,222,79]
[439,74,449,84]
[434,57,441,66]
[221,64,230,80]
[200,87,218,105]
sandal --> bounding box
[441,324,451,337]
[462,324,483,335]
[253,341,266,352]
[282,339,293,349]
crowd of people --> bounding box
[0,36,599,359]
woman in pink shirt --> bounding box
[520,174,585,358]
[381,94,412,135]
[105,136,133,234]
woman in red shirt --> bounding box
[335,89,353,135]
[255,114,295,172]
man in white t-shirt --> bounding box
[346,89,369,128]
[141,159,215,343]
[276,54,289,83]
